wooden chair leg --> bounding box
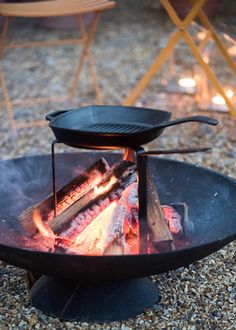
[86,50,103,104]
[69,46,87,99]
[0,10,105,130]
[0,64,16,132]
[190,2,236,75]
[0,18,16,132]
[69,12,101,100]
[123,31,182,106]
[123,0,207,106]
[182,30,236,118]
[0,17,9,58]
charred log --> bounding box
[63,182,138,256]
[19,158,110,236]
[49,160,136,235]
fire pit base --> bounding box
[30,276,159,322]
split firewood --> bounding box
[64,182,137,256]
[19,158,110,236]
[146,171,175,252]
[49,160,136,235]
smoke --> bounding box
[0,152,121,227]
[0,157,51,228]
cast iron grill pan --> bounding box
[82,122,150,133]
[46,105,218,149]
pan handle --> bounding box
[156,115,218,129]
[46,110,69,121]
[137,147,212,157]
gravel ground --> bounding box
[0,1,236,329]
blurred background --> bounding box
[0,2,235,328]
[0,0,235,164]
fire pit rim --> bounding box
[0,234,234,281]
[0,153,236,280]
[0,232,235,258]
[0,154,236,253]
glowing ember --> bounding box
[94,176,117,195]
[70,201,120,255]
[66,182,139,256]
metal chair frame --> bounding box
[124,0,236,119]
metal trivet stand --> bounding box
[29,139,210,322]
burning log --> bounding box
[49,160,136,235]
[64,182,138,256]
[146,171,175,252]
[19,158,110,236]
[23,210,56,252]
[19,155,186,256]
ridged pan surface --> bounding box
[0,153,235,281]
[47,105,171,148]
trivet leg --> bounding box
[51,139,59,217]
[30,276,159,322]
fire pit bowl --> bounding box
[0,152,235,322]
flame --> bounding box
[33,209,54,238]
[32,180,139,256]
[123,148,135,162]
[66,183,139,256]
[94,176,117,195]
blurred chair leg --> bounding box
[189,0,236,75]
[87,50,102,104]
[0,17,16,132]
[69,12,101,101]
[123,31,182,106]
[0,17,9,57]
[123,0,207,106]
[0,8,106,131]
[0,65,16,132]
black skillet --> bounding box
[46,105,218,149]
